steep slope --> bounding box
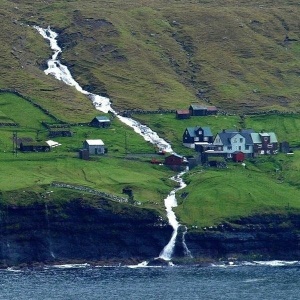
[1,1,300,118]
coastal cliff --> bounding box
[185,214,300,261]
[0,199,172,267]
[0,199,299,267]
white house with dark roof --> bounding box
[212,129,254,158]
[83,139,106,155]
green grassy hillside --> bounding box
[0,1,300,228]
[1,0,300,118]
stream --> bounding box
[34,26,191,261]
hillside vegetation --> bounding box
[1,0,300,118]
[0,1,300,228]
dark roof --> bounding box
[217,129,254,146]
[186,126,213,137]
[189,104,207,110]
[20,141,49,146]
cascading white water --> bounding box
[34,25,190,261]
[159,169,188,260]
[34,26,172,153]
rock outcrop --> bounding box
[0,199,172,267]
[185,214,300,261]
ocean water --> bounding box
[1,262,299,300]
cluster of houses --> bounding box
[19,115,111,158]
[182,126,282,162]
[176,104,218,119]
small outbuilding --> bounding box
[90,116,111,128]
[79,149,90,160]
[189,104,207,116]
[232,151,245,162]
[20,141,51,152]
[164,154,187,166]
[206,106,218,115]
[83,139,106,155]
[280,141,290,154]
[176,110,190,119]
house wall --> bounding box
[83,142,105,155]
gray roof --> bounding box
[95,116,110,122]
[189,104,207,110]
[217,129,254,146]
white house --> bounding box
[83,139,105,155]
[212,129,254,158]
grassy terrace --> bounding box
[0,92,176,214]
[0,92,300,228]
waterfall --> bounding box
[158,169,192,260]
[34,26,190,261]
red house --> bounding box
[164,154,186,166]
[232,151,245,162]
[176,110,190,119]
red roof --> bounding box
[207,106,217,111]
[176,110,190,114]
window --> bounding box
[228,146,232,150]
[245,145,249,150]
[257,144,262,148]
[267,144,273,148]
[204,137,208,141]
[238,146,241,150]
[194,137,199,142]
[240,138,243,143]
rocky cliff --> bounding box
[185,214,300,261]
[0,198,172,267]
[0,199,299,267]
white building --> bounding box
[83,139,105,155]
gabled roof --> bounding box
[85,139,104,146]
[251,132,278,143]
[217,129,254,146]
[94,116,110,122]
[185,126,213,137]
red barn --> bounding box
[176,110,190,119]
[232,151,245,162]
[164,154,186,166]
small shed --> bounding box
[206,106,218,115]
[83,139,105,155]
[90,116,111,128]
[79,149,90,160]
[20,141,51,152]
[280,141,290,154]
[232,151,245,162]
[176,110,190,119]
[164,154,186,166]
[189,104,207,116]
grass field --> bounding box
[0,92,176,211]
[0,91,300,227]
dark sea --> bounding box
[0,261,299,300]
